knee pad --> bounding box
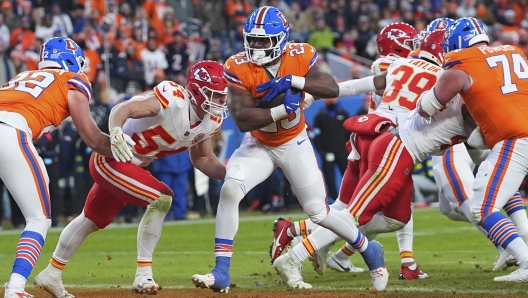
[220,178,246,203]
[330,199,347,211]
[150,194,172,213]
[304,201,328,224]
[25,217,52,236]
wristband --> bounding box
[270,105,288,121]
[420,89,444,116]
[291,76,306,90]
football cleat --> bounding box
[493,249,518,271]
[360,241,389,291]
[326,254,365,273]
[310,242,334,275]
[494,268,528,282]
[34,270,75,298]
[4,283,34,298]
[132,275,162,295]
[398,264,429,280]
[191,271,230,293]
[269,217,293,263]
[273,253,312,289]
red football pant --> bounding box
[346,132,414,225]
[84,153,173,229]
[338,134,378,206]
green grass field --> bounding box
[0,208,527,296]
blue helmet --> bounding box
[38,37,86,73]
[243,6,290,65]
[425,18,455,35]
[444,17,489,53]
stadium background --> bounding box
[0,0,528,226]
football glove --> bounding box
[257,75,293,102]
[284,88,302,114]
[110,127,136,162]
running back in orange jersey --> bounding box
[0,69,91,140]
[223,42,318,147]
[444,45,528,148]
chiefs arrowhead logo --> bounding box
[193,67,212,83]
[386,29,409,40]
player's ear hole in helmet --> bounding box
[186,60,229,119]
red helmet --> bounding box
[186,60,228,119]
[376,22,418,58]
[419,29,445,66]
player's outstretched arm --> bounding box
[108,93,161,129]
[68,90,112,158]
[338,72,387,98]
[190,138,226,181]
[418,68,471,118]
[228,85,286,132]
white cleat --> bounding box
[34,271,74,298]
[132,275,162,295]
[190,273,229,293]
[4,283,34,298]
[493,249,518,271]
[310,242,334,275]
[326,254,365,273]
[370,266,389,291]
[273,253,312,289]
[494,268,528,282]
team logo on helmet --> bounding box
[434,20,448,30]
[193,67,212,83]
[387,29,409,40]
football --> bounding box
[256,88,300,109]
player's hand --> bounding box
[283,89,301,114]
[257,75,293,102]
[110,127,136,162]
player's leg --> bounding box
[274,132,389,291]
[91,153,174,293]
[470,139,528,281]
[192,135,275,292]
[34,183,121,297]
[0,127,52,297]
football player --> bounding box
[271,29,446,288]
[34,61,228,297]
[191,6,388,292]
[418,17,528,282]
[0,37,114,298]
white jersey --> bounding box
[369,55,398,112]
[374,57,443,125]
[399,95,467,163]
[122,80,222,160]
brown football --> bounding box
[255,89,300,108]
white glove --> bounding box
[110,127,136,162]
[303,93,315,110]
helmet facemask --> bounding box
[244,30,287,65]
[190,83,229,119]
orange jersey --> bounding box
[0,69,92,140]
[224,43,318,147]
[445,45,528,148]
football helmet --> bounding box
[376,22,418,58]
[186,60,228,119]
[445,17,489,53]
[421,17,455,38]
[419,29,445,66]
[243,6,290,65]
[38,37,86,73]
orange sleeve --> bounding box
[65,73,92,102]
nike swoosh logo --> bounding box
[297,139,306,145]
[274,229,284,248]
[225,63,231,69]
[275,77,282,83]
[331,256,351,272]
[162,85,167,92]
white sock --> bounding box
[137,195,171,265]
[290,225,340,264]
[292,219,316,238]
[509,210,528,245]
[334,242,355,260]
[52,211,99,267]
[7,273,26,290]
[136,265,153,277]
[397,207,414,264]
[505,237,528,268]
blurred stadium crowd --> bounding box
[1,0,528,228]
